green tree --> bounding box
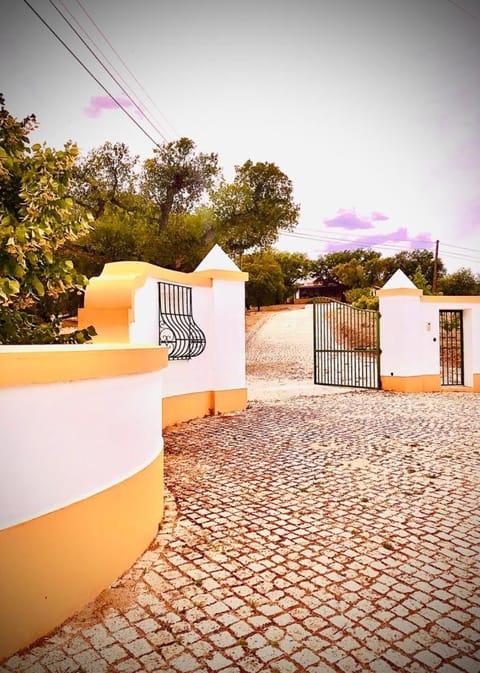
[412,265,433,294]
[312,249,383,287]
[243,251,285,310]
[71,141,139,218]
[272,251,312,302]
[73,205,139,274]
[332,259,365,288]
[438,267,480,295]
[0,94,94,343]
[141,137,219,231]
[381,249,445,286]
[135,207,215,272]
[212,160,300,260]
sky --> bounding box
[1,0,480,273]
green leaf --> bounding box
[31,276,45,297]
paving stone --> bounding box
[452,656,480,673]
[100,644,128,663]
[124,638,153,657]
[169,653,200,672]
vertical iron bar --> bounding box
[459,311,464,385]
[376,309,381,389]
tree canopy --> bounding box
[71,141,139,218]
[141,137,219,231]
[438,267,480,295]
[0,94,94,343]
[212,160,300,259]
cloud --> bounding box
[84,95,141,118]
[324,209,374,230]
[323,209,390,230]
[371,211,389,221]
[325,227,433,252]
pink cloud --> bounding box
[371,211,389,221]
[325,228,433,252]
[324,209,374,230]
[84,95,143,118]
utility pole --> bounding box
[432,239,439,294]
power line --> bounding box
[444,0,480,21]
[280,229,480,264]
[75,0,178,139]
[284,227,480,256]
[23,0,162,149]
[48,0,169,143]
[441,241,480,254]
[54,0,173,142]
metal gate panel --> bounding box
[313,298,380,389]
[439,310,464,386]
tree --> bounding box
[135,207,215,272]
[312,249,383,287]
[243,252,285,310]
[141,137,219,231]
[0,94,94,343]
[412,265,432,294]
[331,259,366,288]
[381,249,445,286]
[71,141,139,218]
[438,267,480,295]
[272,251,312,302]
[212,160,300,260]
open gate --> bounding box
[313,298,381,389]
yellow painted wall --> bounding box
[381,374,480,393]
[162,388,248,428]
[0,454,163,662]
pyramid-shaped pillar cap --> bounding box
[195,244,241,272]
[382,269,418,290]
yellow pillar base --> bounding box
[162,388,248,428]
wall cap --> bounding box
[0,344,168,387]
[377,287,423,297]
[420,295,480,304]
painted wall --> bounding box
[0,344,167,660]
[79,245,249,424]
[0,246,248,660]
[378,276,480,391]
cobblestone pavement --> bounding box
[2,312,480,673]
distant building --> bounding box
[295,280,347,303]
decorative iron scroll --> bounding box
[158,282,206,359]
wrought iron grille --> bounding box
[158,282,206,360]
[313,298,381,389]
[439,310,464,386]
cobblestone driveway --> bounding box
[2,312,480,673]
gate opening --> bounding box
[439,310,464,386]
[313,298,381,389]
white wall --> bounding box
[380,293,480,380]
[127,276,246,398]
[211,279,246,391]
[130,278,159,345]
[0,370,163,530]
[380,295,426,377]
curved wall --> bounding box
[0,344,167,661]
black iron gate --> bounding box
[313,298,381,389]
[439,310,464,386]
